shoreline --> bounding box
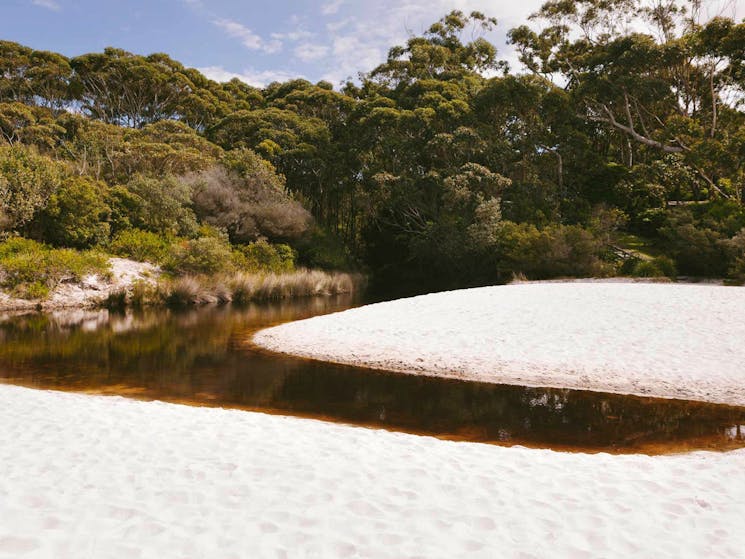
[2,383,744,558]
[254,282,745,407]
[0,257,362,312]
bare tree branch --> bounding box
[588,101,685,153]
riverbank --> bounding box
[0,257,157,311]
[254,282,745,407]
[0,256,360,311]
[1,383,743,559]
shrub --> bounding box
[493,222,612,280]
[632,208,667,237]
[109,229,172,264]
[659,211,730,276]
[184,153,312,243]
[627,256,677,278]
[693,200,745,237]
[39,176,111,248]
[725,229,745,285]
[165,236,234,276]
[124,175,199,238]
[295,228,353,270]
[234,240,295,273]
[0,237,110,299]
[0,144,64,231]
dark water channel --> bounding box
[0,295,743,454]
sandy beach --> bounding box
[1,383,744,559]
[3,282,745,558]
[255,283,745,406]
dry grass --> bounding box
[107,268,363,308]
[228,268,362,302]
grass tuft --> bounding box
[0,237,110,300]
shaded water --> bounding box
[0,296,743,454]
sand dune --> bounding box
[254,283,745,406]
[1,384,744,559]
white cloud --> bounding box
[197,65,301,88]
[295,43,329,62]
[212,18,262,49]
[271,29,314,42]
[321,0,344,16]
[321,34,384,84]
[321,0,574,82]
[212,18,282,54]
[197,0,744,89]
[31,0,61,11]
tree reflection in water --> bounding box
[0,298,743,455]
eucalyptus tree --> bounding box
[509,0,745,202]
[0,41,72,110]
[70,49,196,128]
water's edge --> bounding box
[0,298,743,455]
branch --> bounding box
[589,102,685,154]
[690,163,730,200]
[587,99,732,200]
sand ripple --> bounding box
[1,385,744,558]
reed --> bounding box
[152,268,362,307]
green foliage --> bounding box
[657,206,745,278]
[39,176,111,248]
[124,175,198,238]
[233,240,295,273]
[624,256,677,278]
[659,210,730,277]
[296,228,353,270]
[0,237,109,299]
[1,7,744,291]
[724,229,745,284]
[165,236,234,276]
[691,200,745,237]
[490,222,612,280]
[0,102,64,149]
[109,229,172,263]
[0,144,64,231]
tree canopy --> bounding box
[1,3,744,291]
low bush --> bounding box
[0,144,64,231]
[109,229,172,264]
[626,256,677,278]
[39,176,111,249]
[659,221,729,277]
[233,240,295,273]
[165,236,234,275]
[0,237,110,299]
[726,229,745,285]
[492,222,614,280]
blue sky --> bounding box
[2,0,743,87]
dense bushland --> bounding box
[1,1,744,293]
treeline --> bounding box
[1,0,744,293]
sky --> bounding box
[1,0,743,88]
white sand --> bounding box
[1,384,744,559]
[254,283,745,406]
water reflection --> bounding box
[0,298,743,454]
